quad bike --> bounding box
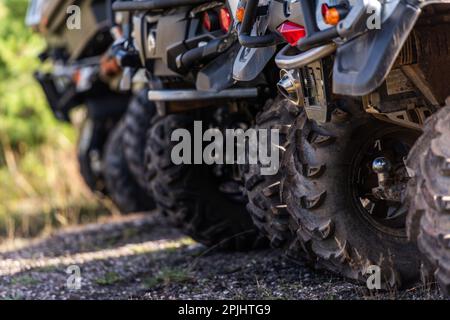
[26,0,154,213]
[234,0,450,290]
[110,0,283,250]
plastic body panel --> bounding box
[42,0,112,61]
[332,1,422,96]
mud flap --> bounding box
[332,2,421,96]
[34,71,81,122]
[196,44,241,91]
[233,46,276,82]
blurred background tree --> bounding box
[0,0,58,148]
[0,0,104,239]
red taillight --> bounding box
[100,55,121,77]
[277,21,306,46]
[321,3,329,17]
[39,16,49,33]
[203,11,212,31]
[219,8,232,33]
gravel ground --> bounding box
[0,212,445,300]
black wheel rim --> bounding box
[350,126,420,237]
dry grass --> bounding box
[0,128,109,240]
[0,1,110,241]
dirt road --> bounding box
[0,212,445,300]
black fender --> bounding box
[232,46,276,82]
[333,1,421,96]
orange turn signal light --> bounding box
[236,7,245,23]
[100,56,121,76]
[72,69,81,85]
[322,4,340,26]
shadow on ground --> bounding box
[0,212,444,300]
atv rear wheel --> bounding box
[407,105,450,296]
[103,121,154,214]
[242,97,300,248]
[283,104,421,287]
[123,90,158,190]
[77,117,117,195]
[145,113,266,250]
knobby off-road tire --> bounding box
[77,117,117,195]
[242,97,301,248]
[103,121,154,214]
[123,90,158,190]
[407,106,450,296]
[283,103,421,287]
[145,113,266,250]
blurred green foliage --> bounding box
[0,0,101,239]
[0,0,73,151]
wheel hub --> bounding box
[371,157,406,201]
[351,128,419,234]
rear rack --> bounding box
[237,0,280,48]
[238,0,338,49]
[112,0,215,12]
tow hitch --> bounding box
[371,157,407,213]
